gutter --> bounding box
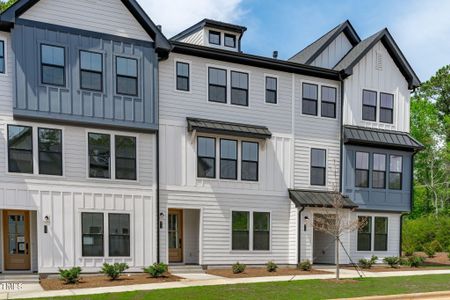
[297,206,306,264]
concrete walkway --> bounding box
[2,269,450,299]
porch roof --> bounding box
[289,189,358,209]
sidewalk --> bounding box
[3,268,450,299]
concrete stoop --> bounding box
[0,274,40,284]
[169,265,205,274]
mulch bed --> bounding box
[40,273,182,290]
[206,267,330,278]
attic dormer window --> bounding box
[224,34,236,48]
[209,31,221,45]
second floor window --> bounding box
[116,57,138,96]
[302,83,318,116]
[372,153,386,189]
[389,155,403,190]
[41,44,65,86]
[355,151,369,188]
[220,139,237,180]
[38,128,63,176]
[176,62,189,91]
[88,133,111,179]
[265,76,277,104]
[231,71,249,106]
[380,93,394,123]
[362,90,377,121]
[310,148,326,186]
[241,141,259,181]
[197,137,216,178]
[8,125,33,173]
[208,67,227,103]
[80,50,103,92]
[115,135,136,180]
[0,40,4,73]
[321,86,337,118]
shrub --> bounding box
[232,262,246,274]
[358,255,378,269]
[423,243,437,258]
[266,261,278,272]
[383,257,400,268]
[403,245,415,257]
[402,216,450,253]
[406,256,424,268]
[298,260,312,271]
[59,267,82,284]
[100,263,129,280]
[144,263,168,278]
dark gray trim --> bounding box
[171,18,247,42]
[339,80,344,192]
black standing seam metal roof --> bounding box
[343,126,424,151]
[187,117,272,139]
[289,189,358,209]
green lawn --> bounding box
[37,274,450,300]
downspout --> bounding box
[156,130,160,263]
[297,206,305,264]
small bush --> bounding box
[59,267,82,284]
[232,262,246,274]
[100,263,129,280]
[144,263,168,278]
[383,256,400,268]
[406,256,425,268]
[403,245,415,257]
[423,243,436,258]
[298,260,312,271]
[447,252,450,260]
[266,261,278,272]
[358,255,378,269]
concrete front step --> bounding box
[169,265,205,274]
[0,274,40,284]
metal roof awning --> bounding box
[187,117,272,139]
[289,189,358,209]
[343,126,423,151]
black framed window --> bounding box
[109,214,130,257]
[241,141,259,181]
[41,44,65,86]
[220,139,237,180]
[231,71,248,106]
[80,50,102,92]
[208,67,227,103]
[253,212,270,251]
[374,217,388,251]
[380,93,394,123]
[197,137,216,178]
[362,90,377,121]
[310,148,326,186]
[372,153,386,189]
[321,86,336,118]
[355,151,369,188]
[82,212,104,257]
[389,155,403,190]
[357,216,372,251]
[0,40,5,74]
[209,30,221,45]
[116,56,138,96]
[224,34,236,48]
[115,135,136,180]
[265,76,277,104]
[8,125,33,174]
[38,128,62,176]
[302,83,318,115]
[176,62,189,91]
[232,211,249,250]
[88,133,111,179]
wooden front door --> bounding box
[168,209,183,263]
[3,210,31,270]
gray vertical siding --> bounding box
[12,23,158,131]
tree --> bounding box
[0,0,16,12]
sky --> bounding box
[138,0,450,81]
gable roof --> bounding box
[171,18,247,42]
[334,28,420,89]
[288,20,360,64]
[0,0,171,56]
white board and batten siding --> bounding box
[20,0,153,42]
[310,32,353,69]
[343,41,411,132]
[0,32,13,118]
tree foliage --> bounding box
[0,0,16,12]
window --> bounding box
[208,67,227,103]
[88,133,111,179]
[241,141,259,181]
[197,137,216,178]
[209,30,221,45]
[80,50,102,91]
[310,148,326,186]
[389,155,403,190]
[41,44,65,86]
[265,76,277,104]
[362,90,377,121]
[109,214,130,256]
[372,154,386,189]
[220,139,237,180]
[224,34,236,48]
[380,93,394,123]
[232,211,249,250]
[38,128,62,176]
[176,62,189,91]
[8,125,33,173]
[374,217,388,251]
[355,152,369,188]
[253,212,270,250]
[116,57,138,96]
[0,40,4,73]
[357,216,372,251]
[302,83,318,116]
[231,71,249,106]
[82,213,104,256]
[321,86,337,118]
[115,136,136,180]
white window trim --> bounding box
[264,73,279,105]
[173,58,192,94]
[356,214,389,252]
[300,79,340,120]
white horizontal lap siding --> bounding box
[180,29,204,45]
[20,0,152,42]
[311,32,353,69]
[0,32,13,117]
[343,41,410,132]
